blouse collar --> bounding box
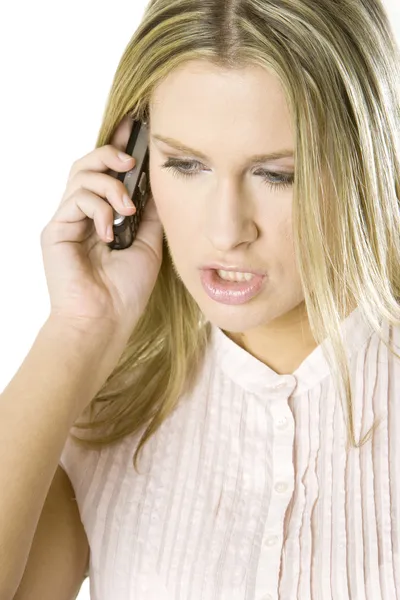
[209,305,377,397]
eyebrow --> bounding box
[151,134,294,164]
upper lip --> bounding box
[200,263,267,276]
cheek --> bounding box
[279,217,294,246]
[277,219,300,279]
[149,167,177,231]
[263,202,293,245]
[149,163,167,217]
[149,169,195,247]
[149,160,201,227]
[265,214,296,270]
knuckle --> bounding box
[68,158,80,178]
[104,144,116,159]
[40,225,48,243]
[40,221,58,245]
[114,179,128,198]
[103,197,115,218]
[102,176,124,205]
[69,169,85,188]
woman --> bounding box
[2,0,400,599]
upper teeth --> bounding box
[217,269,255,282]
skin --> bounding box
[147,59,329,375]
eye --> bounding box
[160,158,294,192]
[256,169,294,191]
[161,159,201,178]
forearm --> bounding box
[0,316,128,598]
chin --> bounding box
[200,301,279,333]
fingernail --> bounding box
[118,151,133,162]
[123,194,135,208]
[106,225,114,241]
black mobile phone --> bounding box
[107,119,150,250]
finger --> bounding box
[48,187,135,244]
[109,113,136,153]
[68,114,136,179]
[68,141,135,181]
[63,169,137,214]
[108,193,164,260]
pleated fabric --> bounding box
[60,305,400,600]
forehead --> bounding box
[149,60,294,160]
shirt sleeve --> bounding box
[59,433,83,484]
[58,431,99,506]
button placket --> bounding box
[255,397,295,594]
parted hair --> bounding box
[69,0,400,473]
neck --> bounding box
[223,300,357,375]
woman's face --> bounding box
[148,59,306,334]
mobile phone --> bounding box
[107,119,150,250]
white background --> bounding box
[0,2,398,599]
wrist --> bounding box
[42,315,131,374]
[38,316,130,419]
[44,313,127,344]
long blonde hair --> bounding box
[70,0,400,473]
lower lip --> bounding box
[200,269,266,305]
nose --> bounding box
[205,179,258,251]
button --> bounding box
[264,535,278,546]
[275,416,288,429]
[274,481,288,493]
[260,594,273,600]
[273,381,286,389]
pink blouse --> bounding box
[60,305,400,599]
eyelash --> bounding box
[160,158,294,192]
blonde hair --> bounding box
[70,0,400,473]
